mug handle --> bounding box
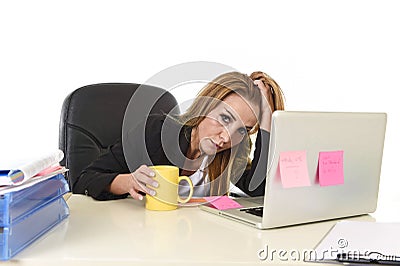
[177,176,193,204]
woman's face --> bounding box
[195,93,258,155]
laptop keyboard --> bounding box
[240,207,264,217]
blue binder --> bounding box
[0,173,70,260]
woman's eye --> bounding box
[221,114,231,123]
[238,127,247,136]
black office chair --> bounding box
[59,83,179,192]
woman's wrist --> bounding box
[109,174,129,195]
[259,107,272,132]
[254,79,273,132]
[259,121,271,132]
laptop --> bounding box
[200,111,387,229]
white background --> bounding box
[1,0,399,203]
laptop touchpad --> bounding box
[241,196,264,205]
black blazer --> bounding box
[74,115,269,200]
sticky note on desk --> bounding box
[318,150,344,186]
[204,196,243,210]
[279,150,311,188]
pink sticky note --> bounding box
[318,151,344,186]
[279,150,311,188]
[204,196,243,210]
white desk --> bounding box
[5,195,400,265]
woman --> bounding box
[73,71,285,201]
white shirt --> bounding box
[179,156,210,198]
[178,156,250,198]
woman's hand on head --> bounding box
[109,165,158,200]
[254,80,273,132]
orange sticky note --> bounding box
[204,196,243,210]
[318,151,344,186]
[279,150,311,188]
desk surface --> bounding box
[5,195,400,265]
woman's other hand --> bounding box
[254,80,273,132]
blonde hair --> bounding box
[179,71,285,195]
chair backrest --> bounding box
[59,83,179,191]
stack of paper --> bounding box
[0,150,70,260]
[0,150,65,186]
[311,221,400,264]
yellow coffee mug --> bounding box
[146,166,194,211]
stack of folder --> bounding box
[0,151,70,260]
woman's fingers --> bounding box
[128,187,145,201]
[110,165,159,201]
[254,79,267,90]
[128,165,159,200]
[254,80,270,105]
[129,172,156,196]
[135,165,158,187]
